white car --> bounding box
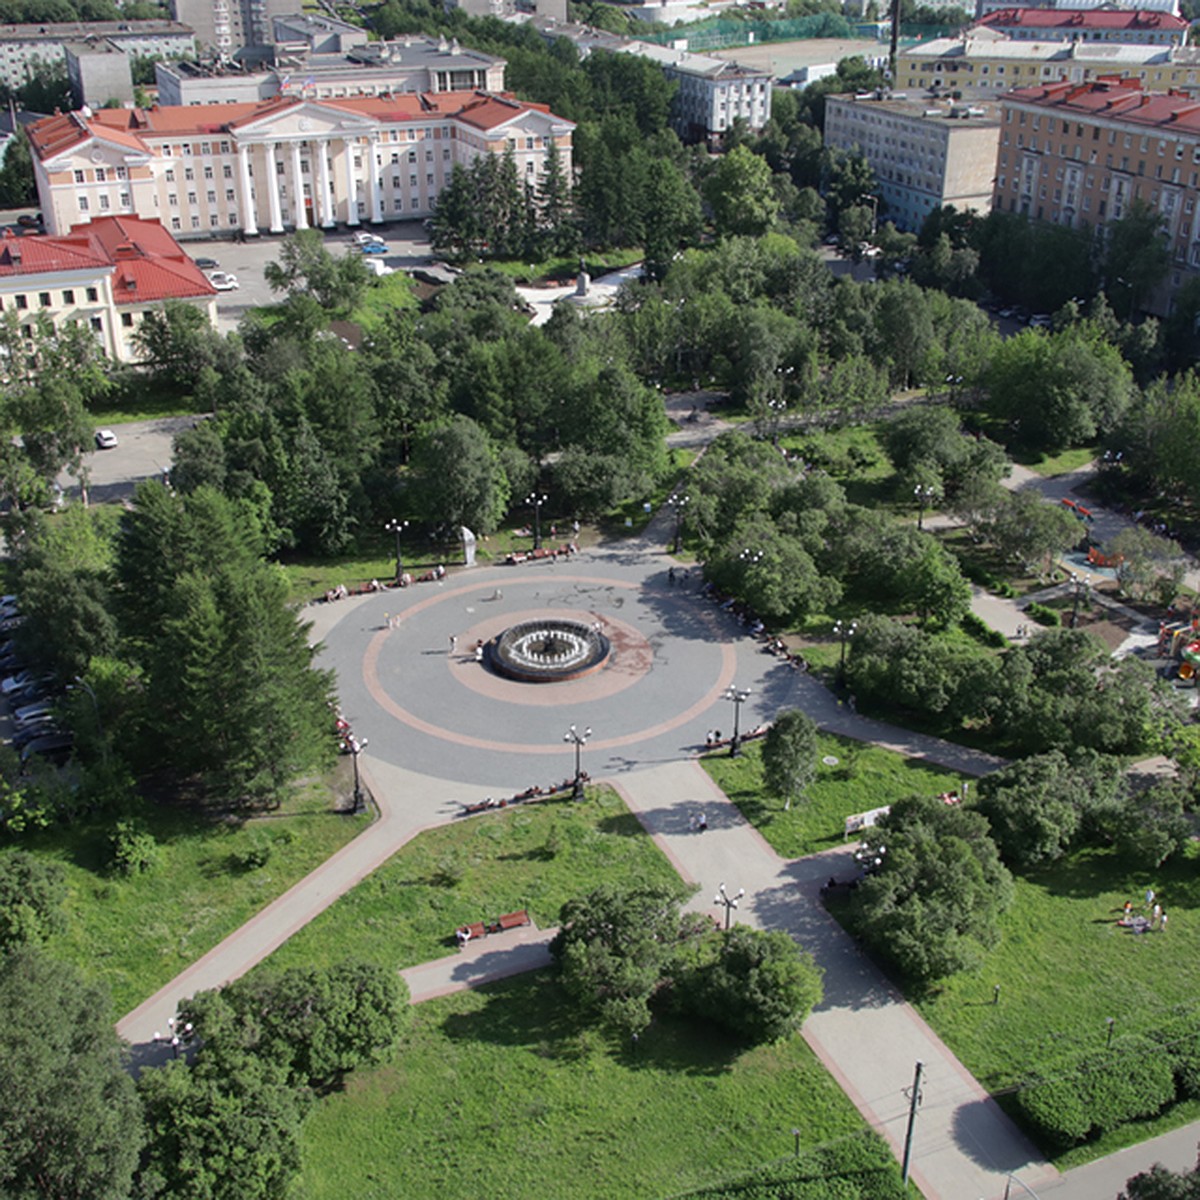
[95,429,118,449]
[208,271,239,291]
[352,231,385,246]
[364,258,395,277]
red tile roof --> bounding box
[1006,77,1200,132]
[0,217,214,303]
[979,7,1188,30]
[29,90,570,160]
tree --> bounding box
[761,709,819,811]
[0,950,143,1200]
[262,229,370,315]
[0,850,65,949]
[681,926,823,1044]
[1106,525,1185,605]
[851,795,1013,986]
[0,126,36,208]
[409,414,510,535]
[1104,199,1169,320]
[986,489,1082,578]
[705,145,780,238]
[550,884,686,1035]
[133,300,236,390]
[1117,778,1192,869]
[1121,1157,1200,1200]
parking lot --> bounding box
[196,220,438,332]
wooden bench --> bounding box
[454,911,530,946]
[456,921,486,942]
[499,909,531,931]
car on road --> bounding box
[95,428,118,449]
[352,231,384,246]
[194,256,219,270]
[359,242,388,255]
[208,271,239,290]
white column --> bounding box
[237,144,257,236]
[266,143,283,234]
[344,137,359,226]
[290,141,307,231]
[368,135,382,224]
[317,137,334,228]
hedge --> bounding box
[961,611,1009,648]
[1015,1035,1178,1148]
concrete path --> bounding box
[401,924,557,1004]
[613,759,1053,1200]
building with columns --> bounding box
[27,92,574,241]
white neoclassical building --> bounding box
[28,92,574,241]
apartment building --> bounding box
[0,20,193,92]
[28,92,574,240]
[0,216,216,364]
[896,32,1200,95]
[825,93,1003,231]
[169,0,292,57]
[156,33,506,106]
[993,76,1200,314]
[974,8,1189,46]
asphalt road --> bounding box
[59,416,198,505]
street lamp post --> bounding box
[834,619,857,686]
[714,881,745,930]
[527,491,548,550]
[1071,572,1089,628]
[348,735,368,813]
[723,684,752,757]
[668,491,689,554]
[563,724,591,799]
[740,547,763,570]
[913,484,936,531]
[384,518,409,580]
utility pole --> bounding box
[901,1060,924,1189]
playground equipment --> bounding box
[1157,618,1200,682]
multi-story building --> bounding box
[974,8,1189,45]
[156,32,506,106]
[0,216,216,363]
[169,0,293,57]
[0,20,193,92]
[896,32,1200,95]
[825,93,1003,231]
[978,0,1180,16]
[993,76,1200,314]
[28,92,574,241]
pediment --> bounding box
[232,101,375,139]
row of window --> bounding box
[2,286,101,309]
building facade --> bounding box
[156,33,506,106]
[896,33,1200,95]
[993,77,1200,313]
[974,8,1189,45]
[978,0,1180,16]
[28,92,574,240]
[0,20,193,92]
[169,0,293,57]
[0,216,216,363]
[825,93,1003,231]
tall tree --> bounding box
[761,709,819,811]
[705,145,780,238]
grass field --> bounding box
[1013,444,1098,477]
[913,842,1200,1166]
[33,771,369,1015]
[297,972,873,1200]
[701,734,961,859]
[260,786,684,976]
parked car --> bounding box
[364,258,395,277]
[193,256,219,270]
[208,271,239,291]
[359,242,388,256]
[2,668,46,695]
[12,719,61,749]
[352,231,384,246]
[14,700,56,726]
[95,428,118,449]
[1028,313,1052,329]
[16,214,40,228]
[20,732,73,768]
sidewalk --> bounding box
[400,924,557,1004]
[612,759,1053,1200]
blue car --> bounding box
[360,242,388,256]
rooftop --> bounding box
[0,19,190,40]
[977,7,1188,31]
[1006,76,1200,131]
[902,34,1173,64]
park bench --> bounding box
[454,910,530,946]
[499,909,531,930]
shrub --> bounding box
[107,820,160,877]
[234,841,272,871]
[1148,1012,1200,1100]
[1015,1036,1177,1148]
[1026,601,1062,627]
[961,611,1009,648]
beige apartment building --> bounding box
[28,92,574,241]
[993,77,1200,314]
[824,93,1003,231]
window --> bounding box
[392,175,400,188]
[210,215,219,227]
[171,217,181,230]
[73,169,84,183]
[61,290,74,305]
[427,173,434,185]
[187,192,197,205]
[165,169,175,183]
[95,169,106,183]
[443,148,450,160]
[191,216,200,229]
[204,166,213,179]
[410,174,417,187]
[185,168,194,181]
[86,287,98,302]
[78,195,90,212]
[168,193,178,207]
[99,195,110,210]
[408,151,416,162]
[223,165,232,178]
[119,192,130,207]
[207,191,216,203]
[425,150,433,161]
[121,312,133,327]
[225,188,234,202]
[14,294,26,309]
[90,317,102,333]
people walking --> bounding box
[449,634,457,655]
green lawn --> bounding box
[34,772,369,1016]
[472,247,643,285]
[1013,445,1097,477]
[298,972,873,1200]
[913,843,1200,1166]
[351,270,420,332]
[701,735,962,859]
[260,786,684,976]
[779,425,896,510]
